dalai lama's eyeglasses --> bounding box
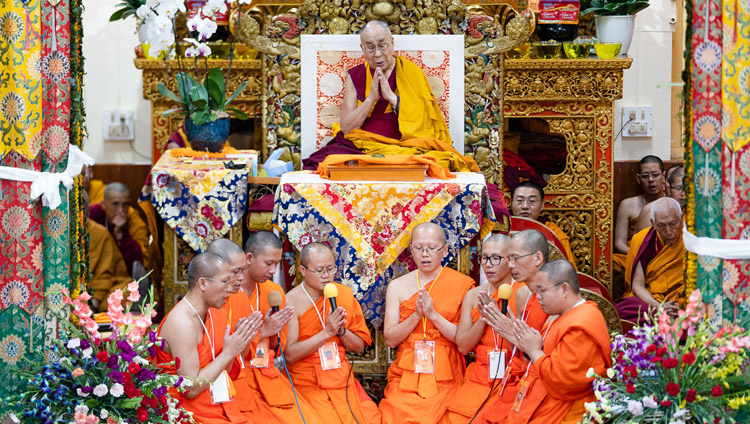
[479,255,504,266]
[363,40,391,54]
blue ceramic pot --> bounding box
[184,117,230,153]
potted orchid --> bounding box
[4,282,192,423]
[582,289,750,423]
[136,0,252,152]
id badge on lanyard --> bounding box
[319,341,342,370]
[414,340,436,374]
[210,370,234,404]
[489,349,506,380]
[511,377,533,412]
[251,338,270,368]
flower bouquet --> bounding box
[5,282,192,423]
[583,289,750,423]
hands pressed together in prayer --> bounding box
[662,300,679,318]
[512,320,544,362]
[224,312,263,357]
[324,307,348,338]
[368,67,399,110]
[415,288,437,321]
[260,306,294,339]
[477,290,515,341]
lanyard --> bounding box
[490,280,516,350]
[301,283,327,330]
[184,298,216,360]
[416,267,443,340]
[240,283,260,313]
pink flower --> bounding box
[77,292,92,302]
[72,367,84,377]
[127,281,141,303]
[85,414,100,424]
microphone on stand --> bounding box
[323,283,345,336]
[498,283,513,316]
[268,291,282,314]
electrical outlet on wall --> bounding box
[103,110,135,141]
[621,107,653,138]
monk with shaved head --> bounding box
[507,259,611,423]
[379,222,476,424]
[89,182,150,278]
[156,252,262,423]
[284,243,380,424]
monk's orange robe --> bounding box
[379,267,475,424]
[223,282,323,424]
[156,306,250,424]
[506,301,612,424]
[476,292,548,424]
[88,220,132,311]
[441,283,549,424]
[623,227,685,302]
[288,283,381,424]
[545,222,577,271]
[88,179,105,204]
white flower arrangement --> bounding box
[136,0,252,58]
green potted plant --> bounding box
[157,66,249,152]
[581,0,650,55]
[109,0,146,22]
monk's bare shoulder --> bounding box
[159,305,199,353]
[285,286,307,317]
[618,196,643,219]
[387,271,417,302]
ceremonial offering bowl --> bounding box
[505,43,531,59]
[563,40,593,59]
[594,41,622,59]
[184,117,230,153]
[532,41,561,59]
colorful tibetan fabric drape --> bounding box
[0,0,86,400]
[686,0,750,329]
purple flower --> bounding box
[174,376,184,388]
[148,346,156,357]
[160,338,166,349]
[81,385,93,394]
[137,368,155,381]
[117,340,134,355]
[154,386,167,397]
[80,338,91,350]
[107,355,119,369]
[149,331,157,343]
[108,370,124,384]
[120,350,135,363]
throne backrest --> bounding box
[299,34,465,159]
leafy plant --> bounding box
[581,0,650,16]
[109,0,146,22]
[157,68,249,126]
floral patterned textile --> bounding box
[273,171,495,327]
[142,150,251,253]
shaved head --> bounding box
[360,20,391,41]
[103,182,129,198]
[539,259,579,294]
[666,165,684,185]
[639,155,664,173]
[513,229,549,262]
[484,233,511,248]
[187,252,227,290]
[244,230,283,256]
[207,238,244,260]
[412,222,447,245]
[650,197,682,222]
[300,242,334,268]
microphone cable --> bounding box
[278,340,307,424]
[467,338,505,424]
[338,332,362,424]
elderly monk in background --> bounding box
[477,230,549,423]
[285,243,381,424]
[616,197,685,323]
[440,234,546,424]
[84,191,133,312]
[303,20,478,173]
[212,233,324,424]
[89,182,150,277]
[634,165,685,233]
[156,252,262,423]
[508,260,612,424]
[379,223,475,424]
[207,238,289,423]
[510,181,577,270]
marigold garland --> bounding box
[170,145,239,158]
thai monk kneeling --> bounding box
[156,252,261,423]
[507,260,612,424]
[284,243,382,424]
[379,223,476,424]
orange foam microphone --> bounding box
[268,291,283,314]
[497,283,513,315]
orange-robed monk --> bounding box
[440,234,548,424]
[209,236,324,424]
[156,252,261,424]
[284,243,382,424]
[379,223,476,424]
[508,260,612,424]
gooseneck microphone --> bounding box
[268,291,283,314]
[497,283,513,316]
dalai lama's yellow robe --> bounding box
[88,220,132,310]
[334,57,479,173]
[623,227,685,302]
